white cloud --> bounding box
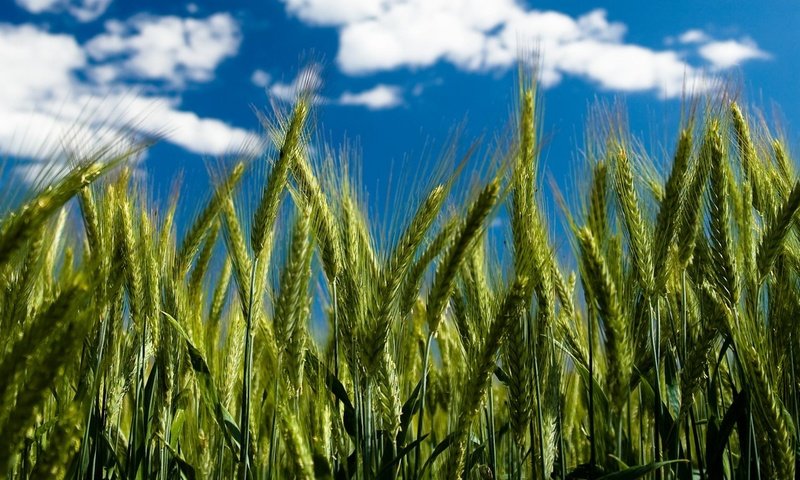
[15,0,59,13]
[339,84,402,109]
[15,0,112,22]
[699,39,769,69]
[0,21,259,171]
[85,13,240,86]
[281,0,387,25]
[542,41,709,97]
[336,0,518,74]
[677,29,711,44]
[0,24,85,106]
[251,69,272,88]
[279,0,767,98]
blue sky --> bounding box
[1,0,795,219]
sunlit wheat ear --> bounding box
[174,161,244,279]
[427,179,499,334]
[0,159,114,266]
[188,218,220,302]
[291,150,340,283]
[586,160,609,244]
[653,128,692,292]
[374,352,402,437]
[756,179,800,279]
[361,183,447,372]
[114,176,144,326]
[399,214,458,321]
[222,182,253,313]
[674,131,712,271]
[510,85,539,275]
[771,138,794,185]
[251,96,309,263]
[446,275,530,479]
[731,102,772,214]
[505,298,531,448]
[278,403,316,480]
[274,201,313,396]
[577,226,630,407]
[705,121,739,309]
[612,145,653,292]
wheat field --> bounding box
[1,75,798,479]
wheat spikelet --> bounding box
[291,151,341,282]
[705,121,740,309]
[276,204,313,396]
[740,344,796,479]
[757,179,800,278]
[445,275,529,479]
[0,280,88,470]
[587,160,609,245]
[175,161,244,279]
[653,128,693,291]
[613,146,654,292]
[505,298,531,448]
[577,227,630,408]
[115,184,144,326]
[189,218,220,301]
[0,160,106,267]
[399,215,457,321]
[772,138,794,187]
[427,180,499,334]
[278,403,316,480]
[222,192,254,319]
[252,98,308,260]
[731,102,772,215]
[374,352,402,438]
[208,257,232,332]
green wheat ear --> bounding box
[577,226,630,408]
[612,145,653,292]
[175,161,245,279]
[756,179,800,279]
[705,121,739,309]
[446,275,530,479]
[0,277,89,470]
[427,179,499,334]
[0,160,109,266]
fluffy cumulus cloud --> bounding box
[85,13,241,86]
[15,0,112,22]
[339,84,403,109]
[280,0,768,98]
[698,39,769,69]
[281,0,387,26]
[0,18,258,170]
[668,29,770,69]
[677,29,711,45]
[251,69,272,88]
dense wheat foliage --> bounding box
[2,75,800,480]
